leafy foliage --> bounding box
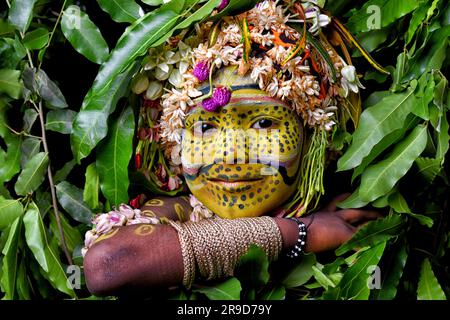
[0,0,448,301]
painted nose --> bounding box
[213,128,249,164]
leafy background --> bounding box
[0,0,448,300]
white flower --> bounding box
[168,175,182,190]
[93,213,113,234]
[340,65,365,97]
[84,230,98,249]
[145,81,163,100]
[154,64,173,81]
[220,23,242,45]
[303,7,331,35]
[267,45,289,64]
[306,104,337,131]
[250,57,273,88]
[145,49,180,80]
[119,204,136,220]
[248,0,286,31]
[277,79,293,100]
[189,195,214,221]
[171,144,182,165]
[266,76,279,97]
[177,41,193,74]
[132,74,149,94]
[168,69,183,88]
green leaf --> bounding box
[23,108,38,132]
[417,259,446,300]
[404,26,450,81]
[414,157,442,185]
[436,98,449,161]
[336,215,405,256]
[312,265,338,289]
[61,6,110,64]
[346,0,420,33]
[372,188,396,208]
[0,127,22,184]
[406,3,430,44]
[0,69,22,99]
[413,72,434,120]
[389,191,434,227]
[0,216,22,299]
[14,152,49,196]
[160,0,186,14]
[211,0,259,21]
[337,85,417,172]
[23,202,76,297]
[83,163,100,210]
[235,244,269,289]
[49,209,82,253]
[0,198,23,230]
[175,0,220,30]
[391,52,408,91]
[96,106,134,207]
[0,37,27,69]
[282,253,316,288]
[97,0,143,24]
[351,114,419,182]
[71,62,138,163]
[337,187,369,209]
[142,0,164,5]
[323,242,386,300]
[359,124,428,202]
[53,159,77,184]
[8,0,37,33]
[55,181,93,225]
[193,277,242,300]
[88,8,178,96]
[260,285,286,300]
[16,256,31,300]
[45,109,76,134]
[371,240,408,300]
[23,28,49,50]
[35,69,68,109]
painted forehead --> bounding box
[186,91,296,124]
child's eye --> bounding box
[252,118,277,129]
[193,122,217,137]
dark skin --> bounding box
[83,194,381,296]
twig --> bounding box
[5,124,42,140]
[36,100,73,265]
[38,0,68,70]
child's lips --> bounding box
[206,177,264,191]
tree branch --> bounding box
[35,100,73,265]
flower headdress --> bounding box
[131,0,387,216]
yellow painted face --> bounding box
[181,88,304,219]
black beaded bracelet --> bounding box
[286,218,307,258]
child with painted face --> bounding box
[83,70,381,296]
[83,0,389,295]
